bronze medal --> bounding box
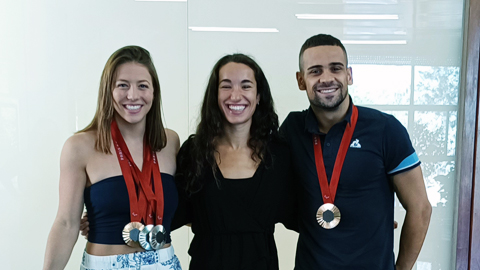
[122,222,144,248]
[312,105,358,229]
[316,203,341,229]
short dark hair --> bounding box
[299,34,348,71]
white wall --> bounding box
[0,0,464,269]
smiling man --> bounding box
[280,34,432,270]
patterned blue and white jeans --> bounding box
[80,246,182,270]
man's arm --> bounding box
[392,166,432,270]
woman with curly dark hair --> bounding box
[172,54,297,270]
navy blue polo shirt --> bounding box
[280,98,420,270]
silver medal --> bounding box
[138,224,154,250]
[149,225,167,250]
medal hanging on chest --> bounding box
[313,105,358,229]
[111,120,166,250]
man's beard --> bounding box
[310,82,348,111]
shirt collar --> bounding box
[304,95,354,135]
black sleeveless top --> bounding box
[172,138,298,270]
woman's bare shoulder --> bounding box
[164,128,180,154]
[62,131,97,162]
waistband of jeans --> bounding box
[81,245,176,269]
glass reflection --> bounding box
[413,111,447,156]
[448,111,457,156]
[414,66,459,105]
[349,65,411,105]
[423,161,455,207]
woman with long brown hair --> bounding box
[43,46,182,270]
[172,54,297,270]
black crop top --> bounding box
[84,173,178,245]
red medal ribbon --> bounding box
[313,105,358,204]
[111,120,164,225]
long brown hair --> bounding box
[179,53,279,194]
[79,45,167,153]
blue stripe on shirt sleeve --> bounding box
[388,152,420,174]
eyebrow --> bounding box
[116,79,151,84]
[219,79,254,84]
[307,65,323,71]
[219,79,232,84]
[307,62,345,70]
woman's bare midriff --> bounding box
[86,242,171,256]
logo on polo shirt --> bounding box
[350,139,361,148]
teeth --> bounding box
[126,105,141,110]
[319,88,336,93]
[228,105,246,111]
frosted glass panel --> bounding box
[413,111,448,156]
[422,161,456,208]
[448,111,457,156]
[413,161,456,269]
[414,66,460,105]
[350,65,411,105]
[1,0,465,269]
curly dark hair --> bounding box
[180,53,279,194]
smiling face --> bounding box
[112,62,154,125]
[217,62,260,127]
[297,45,352,112]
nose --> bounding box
[319,71,335,85]
[230,86,242,101]
[127,85,139,100]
